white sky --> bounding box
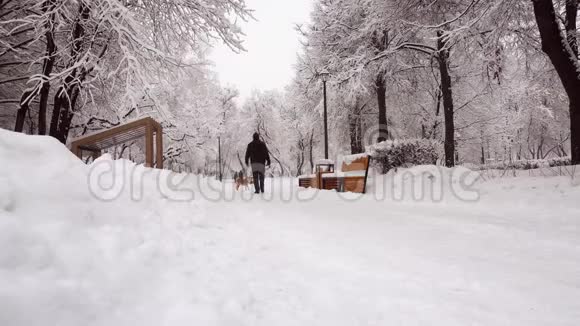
[208,0,313,103]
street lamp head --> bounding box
[319,69,330,82]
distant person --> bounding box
[245,132,271,193]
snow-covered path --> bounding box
[1,130,580,325]
[194,195,580,325]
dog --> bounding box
[234,174,253,191]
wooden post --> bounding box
[145,121,154,168]
[71,142,81,158]
[155,125,163,169]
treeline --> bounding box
[3,0,579,176]
[0,0,250,161]
[277,0,579,169]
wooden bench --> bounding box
[298,154,371,194]
[298,161,335,189]
[322,154,370,194]
[298,176,314,188]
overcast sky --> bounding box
[209,0,313,103]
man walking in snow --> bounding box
[245,132,271,194]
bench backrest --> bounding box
[340,155,370,194]
[341,155,370,172]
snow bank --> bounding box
[0,130,206,326]
[366,164,481,203]
[0,129,89,212]
[1,130,580,326]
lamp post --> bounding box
[320,70,330,159]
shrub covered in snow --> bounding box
[475,157,572,171]
[547,156,572,167]
[366,139,442,174]
[493,159,548,170]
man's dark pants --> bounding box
[252,171,265,193]
[251,163,265,193]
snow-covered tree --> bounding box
[1,0,251,144]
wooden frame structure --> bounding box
[70,117,164,168]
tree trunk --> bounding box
[565,0,578,57]
[376,74,388,142]
[372,29,389,143]
[433,88,442,139]
[350,113,363,154]
[38,0,57,135]
[437,30,455,167]
[309,130,314,173]
[14,90,34,132]
[56,87,80,143]
[49,2,89,143]
[296,139,305,176]
[50,86,73,142]
[49,87,65,138]
[50,83,81,143]
[38,80,51,135]
[296,151,304,176]
[13,0,57,134]
[532,0,580,164]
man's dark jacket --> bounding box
[245,137,271,173]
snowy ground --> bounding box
[1,129,580,326]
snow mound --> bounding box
[0,128,82,170]
[0,129,89,213]
[2,130,580,325]
[368,165,482,203]
[0,128,85,179]
[0,130,206,326]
